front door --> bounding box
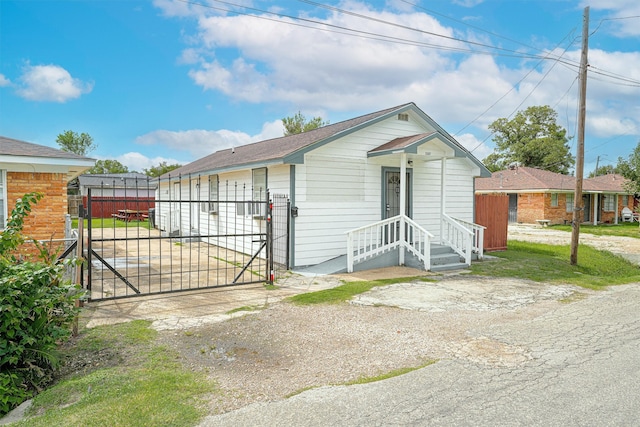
[382,169,411,219]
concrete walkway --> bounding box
[81,266,428,330]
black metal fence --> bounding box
[80,176,289,302]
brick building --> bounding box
[475,166,636,225]
[0,136,94,246]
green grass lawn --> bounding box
[72,218,152,230]
[549,221,640,238]
[472,240,640,289]
[16,321,215,427]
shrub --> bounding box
[0,193,83,416]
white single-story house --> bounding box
[155,103,491,273]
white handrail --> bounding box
[441,214,473,265]
[346,215,433,273]
[450,217,485,260]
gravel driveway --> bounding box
[98,223,640,417]
[154,223,640,416]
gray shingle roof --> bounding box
[79,173,157,189]
[476,167,576,191]
[161,103,419,178]
[369,132,436,153]
[476,167,633,193]
[0,135,94,161]
[584,174,630,192]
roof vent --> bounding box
[397,113,409,122]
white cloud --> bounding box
[584,0,640,37]
[157,0,639,161]
[455,132,492,161]
[16,64,93,102]
[184,4,458,109]
[111,152,184,173]
[452,0,485,7]
[0,74,10,87]
[152,0,199,18]
[135,120,284,160]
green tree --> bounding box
[56,130,96,156]
[588,164,619,178]
[144,161,182,178]
[88,159,129,174]
[282,111,328,136]
[484,105,574,174]
[617,141,640,195]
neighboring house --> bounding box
[475,166,636,225]
[0,135,94,243]
[155,103,491,273]
[78,173,156,197]
[77,173,157,218]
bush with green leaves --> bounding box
[0,193,83,416]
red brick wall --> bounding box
[516,193,545,224]
[6,172,68,241]
[517,193,573,225]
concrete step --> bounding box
[430,262,470,272]
[430,252,463,266]
[430,244,456,255]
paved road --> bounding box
[200,283,640,426]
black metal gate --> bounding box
[271,193,290,278]
[80,177,285,302]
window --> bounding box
[0,171,5,228]
[603,194,615,211]
[551,193,558,207]
[623,195,629,206]
[237,168,267,217]
[252,168,267,201]
[566,194,574,213]
[397,113,409,122]
[204,175,219,214]
[250,168,267,217]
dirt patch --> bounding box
[154,276,582,414]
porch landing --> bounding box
[293,244,470,276]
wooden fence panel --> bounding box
[83,196,155,218]
[475,194,509,252]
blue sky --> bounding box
[1,0,639,175]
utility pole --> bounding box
[570,6,589,265]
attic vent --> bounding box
[397,113,409,122]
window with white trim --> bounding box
[603,194,615,211]
[566,194,574,213]
[551,193,558,207]
[203,175,219,214]
[252,168,267,201]
[623,195,629,206]
[236,168,268,217]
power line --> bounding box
[180,0,640,87]
[460,30,579,137]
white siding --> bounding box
[156,165,291,261]
[292,115,478,267]
[293,115,437,267]
[155,113,481,269]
